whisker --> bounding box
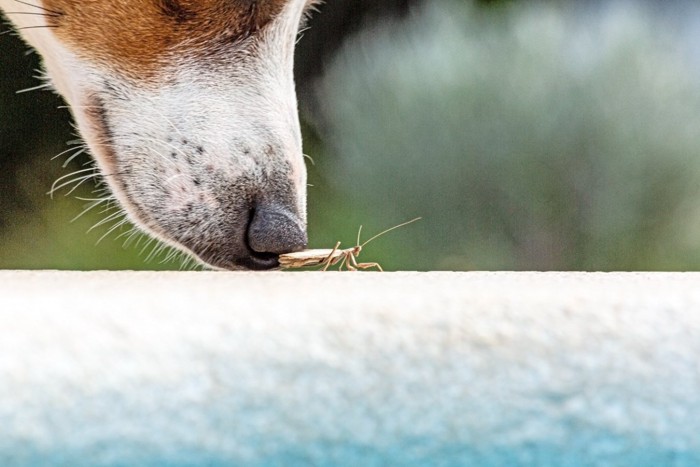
[119,227,144,248]
[48,167,96,198]
[88,210,124,234]
[97,202,117,216]
[75,195,116,202]
[13,0,62,16]
[10,24,58,32]
[178,255,191,270]
[96,218,129,244]
[179,255,197,271]
[139,236,157,257]
[144,242,167,263]
[296,26,311,45]
[62,147,87,167]
[57,174,95,196]
[161,247,182,265]
[52,145,83,161]
[71,197,113,223]
[58,105,97,110]
[189,257,203,271]
[130,235,144,250]
[3,11,59,18]
[15,82,52,94]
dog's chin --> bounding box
[144,201,311,269]
[115,220,281,271]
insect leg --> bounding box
[338,253,349,271]
[321,242,342,272]
[346,252,358,271]
[357,262,384,272]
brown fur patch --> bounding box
[42,0,292,82]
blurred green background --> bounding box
[3,0,700,271]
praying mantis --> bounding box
[279,217,421,272]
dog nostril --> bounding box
[247,205,307,255]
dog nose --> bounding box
[247,204,307,255]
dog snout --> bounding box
[247,204,307,256]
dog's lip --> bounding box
[183,242,281,271]
[237,251,281,271]
[201,251,281,271]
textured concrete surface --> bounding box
[1,271,700,466]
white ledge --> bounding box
[1,271,699,465]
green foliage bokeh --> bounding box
[312,1,700,271]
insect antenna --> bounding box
[360,217,422,248]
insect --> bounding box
[279,217,421,271]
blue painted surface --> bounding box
[4,438,700,467]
